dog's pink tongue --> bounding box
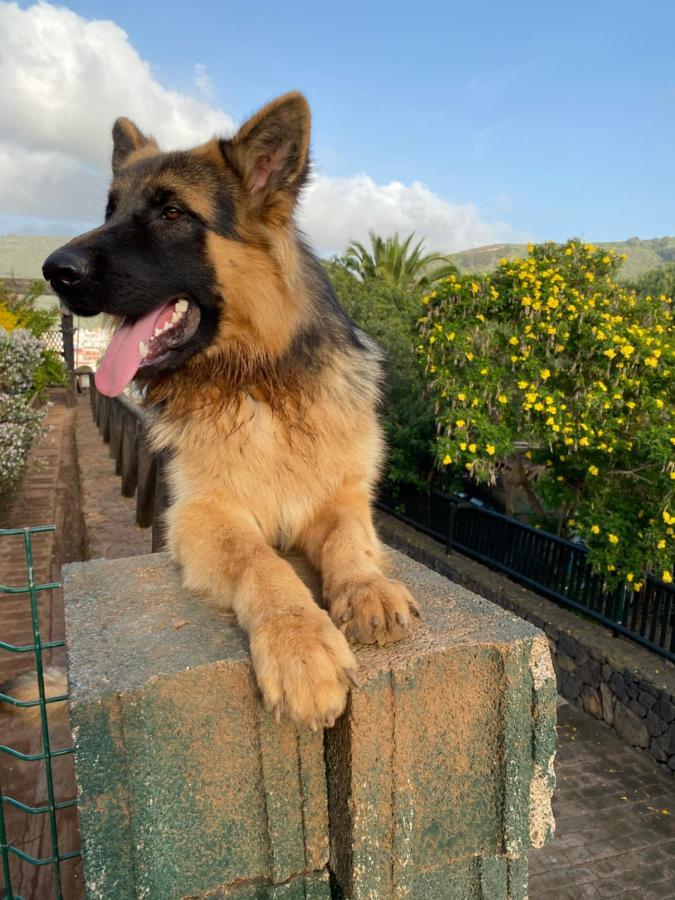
[95,302,176,397]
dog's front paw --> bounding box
[330,575,420,646]
[250,606,358,730]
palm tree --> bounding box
[343,231,458,291]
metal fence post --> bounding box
[59,306,75,405]
[445,502,456,556]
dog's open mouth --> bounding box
[95,297,201,397]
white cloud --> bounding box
[299,174,513,255]
[0,1,514,256]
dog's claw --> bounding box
[345,668,360,688]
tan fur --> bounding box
[130,94,419,728]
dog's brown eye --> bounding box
[162,206,183,221]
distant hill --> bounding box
[0,235,69,279]
[2,233,675,282]
[449,236,675,282]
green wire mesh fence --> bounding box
[0,526,80,900]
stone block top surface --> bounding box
[63,548,540,704]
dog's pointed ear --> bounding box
[221,92,311,210]
[112,118,159,174]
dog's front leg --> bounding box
[300,481,420,646]
[166,498,357,729]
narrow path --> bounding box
[530,700,675,898]
[74,393,152,559]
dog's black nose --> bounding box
[42,248,90,291]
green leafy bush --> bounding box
[325,260,435,486]
[0,328,46,495]
[419,240,673,586]
[0,279,66,391]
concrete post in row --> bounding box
[63,549,556,899]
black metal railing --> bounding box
[378,482,675,661]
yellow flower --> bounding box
[480,368,488,375]
[497,394,508,404]
[486,445,496,456]
[459,442,467,451]
[591,525,600,534]
[657,539,666,550]
[626,573,634,583]
[534,402,544,411]
[517,380,528,390]
[455,419,466,428]
[540,368,551,380]
[508,336,519,346]
[442,454,452,466]
[466,351,474,361]
[579,437,590,447]
[603,348,616,359]
[468,443,477,453]
[588,465,599,476]
[663,571,673,584]
[525,393,538,403]
[457,392,466,401]
[608,533,619,544]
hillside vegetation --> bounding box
[449,236,675,281]
[2,234,675,281]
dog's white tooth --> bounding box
[153,326,162,337]
[139,341,148,357]
[163,321,172,331]
[175,299,188,312]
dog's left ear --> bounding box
[112,118,159,175]
[221,92,310,209]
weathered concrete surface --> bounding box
[326,550,556,899]
[63,549,556,899]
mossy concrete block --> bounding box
[64,549,556,900]
[324,551,556,899]
[64,554,329,900]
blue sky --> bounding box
[2,0,674,249]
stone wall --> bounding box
[377,512,675,775]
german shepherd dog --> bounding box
[43,92,419,729]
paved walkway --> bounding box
[0,392,84,900]
[75,393,151,559]
[530,699,675,898]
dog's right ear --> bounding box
[112,118,159,174]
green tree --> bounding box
[344,231,458,291]
[325,259,434,486]
[418,240,674,586]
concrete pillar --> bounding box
[64,550,555,899]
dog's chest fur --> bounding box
[151,359,383,548]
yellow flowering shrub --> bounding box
[0,302,19,331]
[419,240,673,583]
